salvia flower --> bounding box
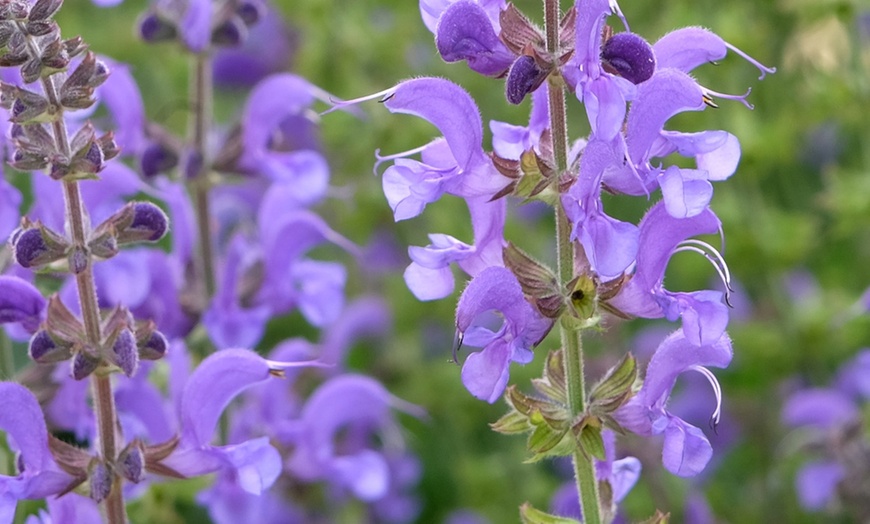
[0,275,46,333]
[455,266,553,403]
[0,382,75,520]
[431,0,515,77]
[615,330,733,477]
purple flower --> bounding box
[490,83,550,161]
[214,5,295,88]
[455,266,552,402]
[607,202,730,346]
[0,383,75,521]
[161,349,302,494]
[615,330,733,477]
[0,276,46,333]
[653,26,776,80]
[286,375,424,502]
[431,0,515,77]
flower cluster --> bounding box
[344,0,772,518]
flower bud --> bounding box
[68,246,88,274]
[29,330,73,363]
[236,1,263,26]
[89,461,113,503]
[600,32,656,85]
[140,141,178,178]
[137,12,177,43]
[211,16,247,47]
[118,443,145,484]
[111,329,139,377]
[29,0,62,22]
[505,55,547,105]
[71,350,99,380]
[11,224,68,269]
[138,330,168,361]
[127,202,169,242]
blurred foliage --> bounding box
[8,0,864,522]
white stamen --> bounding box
[701,85,755,110]
[723,42,777,81]
[673,239,734,306]
[320,85,398,116]
[689,365,723,429]
[372,143,431,175]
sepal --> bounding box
[519,502,580,524]
[11,219,68,269]
[503,242,563,319]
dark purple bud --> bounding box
[137,12,177,43]
[13,228,48,268]
[29,0,62,22]
[48,161,70,180]
[112,329,138,377]
[129,202,169,242]
[211,16,247,47]
[20,58,43,84]
[435,0,516,77]
[601,32,656,85]
[139,330,168,361]
[87,60,109,88]
[71,350,99,380]
[89,461,113,503]
[85,141,104,167]
[505,55,547,105]
[140,141,178,178]
[0,22,14,47]
[29,330,73,363]
[118,444,145,483]
[11,149,49,171]
[236,1,262,26]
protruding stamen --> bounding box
[673,238,734,307]
[702,86,754,110]
[608,0,629,32]
[689,365,723,432]
[372,143,432,175]
[724,41,777,80]
[322,86,398,116]
[451,331,464,365]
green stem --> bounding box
[189,53,216,301]
[0,329,13,379]
[544,0,602,522]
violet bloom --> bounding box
[161,349,301,494]
[615,330,732,477]
[0,276,46,333]
[286,375,424,502]
[422,0,514,77]
[455,266,552,403]
[607,202,731,347]
[0,383,75,522]
[781,349,870,511]
[214,5,295,88]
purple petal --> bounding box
[292,260,346,327]
[461,338,511,403]
[782,389,858,430]
[611,457,642,501]
[0,276,46,332]
[662,417,713,477]
[796,460,843,510]
[403,262,455,301]
[836,349,870,400]
[626,69,706,166]
[583,75,632,141]
[664,290,729,346]
[658,166,714,219]
[181,0,212,52]
[319,297,391,367]
[258,151,329,204]
[179,349,273,446]
[640,330,733,407]
[0,383,53,471]
[384,78,484,174]
[653,27,728,74]
[435,0,515,77]
[382,158,454,221]
[213,7,294,88]
[0,177,22,243]
[96,59,145,155]
[332,450,390,501]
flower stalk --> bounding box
[43,69,128,524]
[189,53,216,301]
[544,0,602,521]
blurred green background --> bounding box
[42,0,870,522]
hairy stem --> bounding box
[544,0,602,522]
[43,73,128,524]
[189,53,216,301]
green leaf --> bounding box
[490,409,533,435]
[519,503,581,524]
